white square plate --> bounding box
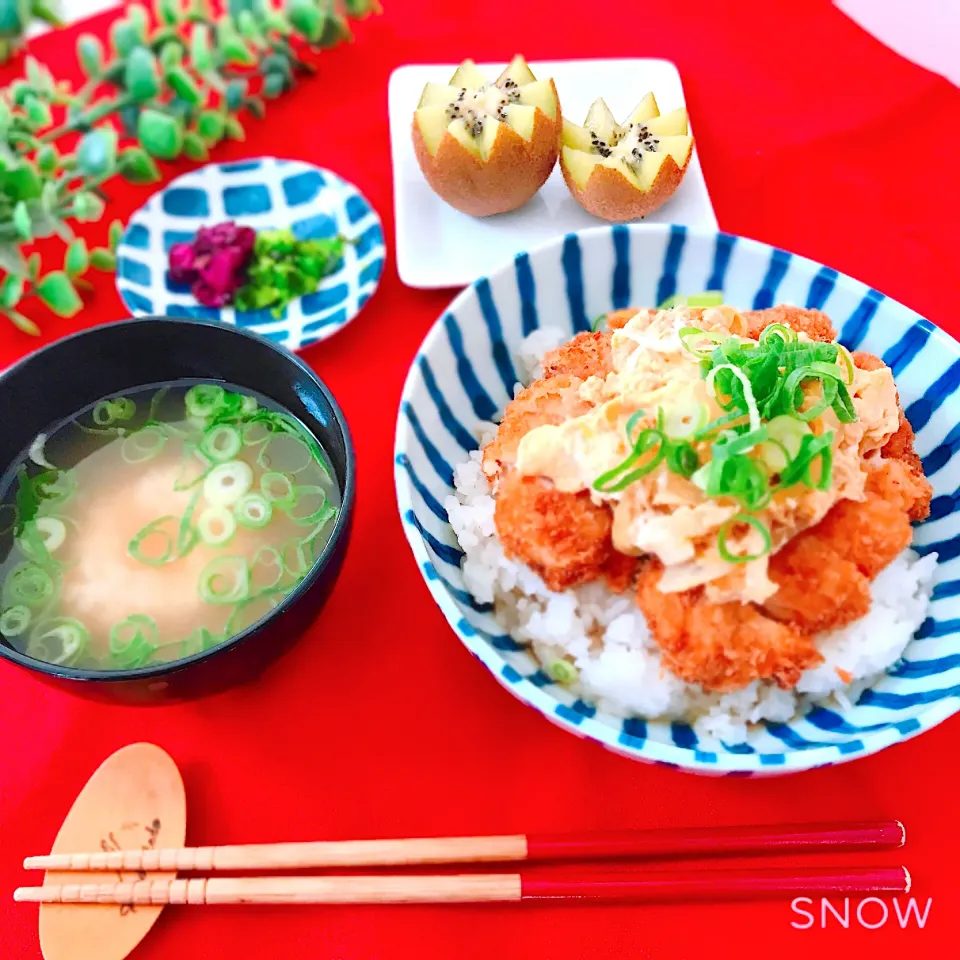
[388,58,718,289]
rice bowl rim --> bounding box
[393,223,960,775]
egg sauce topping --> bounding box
[515,306,901,603]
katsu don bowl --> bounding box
[395,224,960,775]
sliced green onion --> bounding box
[225,589,286,637]
[679,326,725,359]
[177,487,202,559]
[548,659,579,684]
[241,420,272,446]
[659,291,724,309]
[28,434,55,470]
[591,313,607,332]
[281,537,310,578]
[261,470,295,505]
[121,425,167,463]
[694,411,749,442]
[593,428,665,493]
[241,395,259,416]
[27,617,89,665]
[282,485,333,526]
[185,383,226,419]
[176,626,219,658]
[3,562,54,606]
[257,433,314,474]
[777,431,835,491]
[756,439,791,473]
[660,399,708,439]
[0,604,31,637]
[147,386,169,422]
[200,424,242,463]
[33,469,76,508]
[128,515,178,566]
[198,556,250,605]
[717,514,772,564]
[34,516,66,552]
[765,415,810,457]
[758,323,796,346]
[836,344,855,385]
[235,493,273,529]
[203,460,253,507]
[174,441,213,490]
[109,615,159,668]
[711,425,768,460]
[197,506,236,546]
[665,442,699,478]
[706,363,760,431]
[250,545,284,591]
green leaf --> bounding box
[90,247,117,272]
[263,9,291,34]
[224,78,247,111]
[40,180,58,212]
[343,0,380,14]
[190,23,213,72]
[4,164,42,201]
[12,201,31,241]
[154,0,179,24]
[76,34,104,78]
[0,0,25,33]
[72,191,106,223]
[117,145,161,183]
[182,131,208,161]
[26,252,40,281]
[65,238,89,276]
[228,0,254,15]
[166,66,202,106]
[263,73,285,99]
[224,115,245,141]
[35,271,83,317]
[24,56,53,95]
[1,273,24,309]
[10,80,32,107]
[137,108,184,160]
[0,243,24,275]
[111,19,141,57]
[237,9,261,39]
[217,21,256,65]
[288,0,324,42]
[108,219,124,251]
[125,46,161,102]
[119,103,141,137]
[24,96,52,128]
[32,0,65,27]
[4,308,40,336]
[36,143,57,174]
[244,95,266,119]
[317,12,351,46]
[127,3,149,40]
[159,40,183,71]
[76,128,118,176]
[196,108,224,142]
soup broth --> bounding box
[0,381,340,670]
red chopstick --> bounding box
[524,821,905,863]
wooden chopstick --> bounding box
[22,821,904,873]
[13,865,910,906]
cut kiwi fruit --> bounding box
[559,94,694,222]
[411,55,562,217]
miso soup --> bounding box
[0,381,340,670]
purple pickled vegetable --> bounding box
[168,243,197,282]
[166,220,257,307]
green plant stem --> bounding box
[40,95,134,144]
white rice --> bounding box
[443,332,939,745]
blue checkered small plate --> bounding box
[115,157,385,351]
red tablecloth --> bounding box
[2,2,960,958]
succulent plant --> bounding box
[0,0,63,65]
[0,0,379,334]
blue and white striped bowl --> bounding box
[394,223,960,776]
[115,157,385,352]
